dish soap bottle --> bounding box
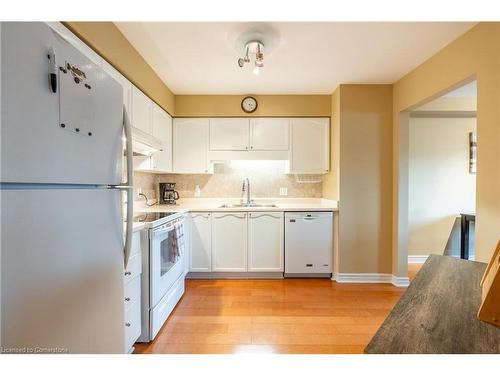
[194,184,201,197]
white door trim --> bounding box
[408,255,429,264]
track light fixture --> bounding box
[237,41,264,75]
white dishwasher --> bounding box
[284,212,333,277]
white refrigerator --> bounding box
[0,22,134,353]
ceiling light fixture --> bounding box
[237,41,264,75]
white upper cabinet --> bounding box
[211,212,248,272]
[150,104,173,173]
[131,86,152,134]
[101,60,132,117]
[190,213,212,272]
[173,118,211,174]
[250,118,289,151]
[209,118,250,151]
[209,118,290,152]
[289,118,330,174]
[248,212,284,272]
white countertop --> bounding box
[134,198,339,214]
[132,222,145,232]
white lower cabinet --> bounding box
[189,211,285,274]
[248,212,284,272]
[124,230,142,353]
[211,212,248,272]
[190,212,212,272]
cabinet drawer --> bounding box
[124,252,142,284]
[124,275,141,311]
[150,275,185,340]
[124,300,141,351]
[131,231,141,257]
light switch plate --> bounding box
[279,187,288,196]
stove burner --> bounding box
[133,212,178,223]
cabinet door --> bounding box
[131,86,152,134]
[212,213,247,272]
[151,104,173,172]
[290,118,330,174]
[190,213,212,272]
[248,212,284,272]
[102,60,132,117]
[250,118,289,151]
[173,118,210,173]
[209,118,250,151]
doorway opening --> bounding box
[400,79,478,279]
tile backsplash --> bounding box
[134,161,323,201]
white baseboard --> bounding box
[408,255,429,264]
[333,273,409,287]
[391,275,410,287]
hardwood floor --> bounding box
[408,263,422,280]
[134,272,421,354]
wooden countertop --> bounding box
[365,255,500,354]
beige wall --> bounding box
[414,97,477,112]
[64,22,175,115]
[393,23,500,275]
[322,88,340,200]
[337,85,393,273]
[408,117,477,255]
[175,95,331,117]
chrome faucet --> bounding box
[242,178,251,205]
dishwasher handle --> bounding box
[288,217,317,222]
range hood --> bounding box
[131,126,163,156]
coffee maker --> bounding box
[159,182,180,205]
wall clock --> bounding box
[241,96,258,113]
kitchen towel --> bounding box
[170,222,185,262]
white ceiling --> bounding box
[115,22,475,95]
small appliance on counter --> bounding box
[159,182,180,205]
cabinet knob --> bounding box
[125,297,130,302]
[250,146,253,149]
[125,323,131,327]
[124,271,132,276]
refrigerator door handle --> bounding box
[122,106,134,269]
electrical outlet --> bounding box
[279,187,288,196]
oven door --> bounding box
[150,220,185,308]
